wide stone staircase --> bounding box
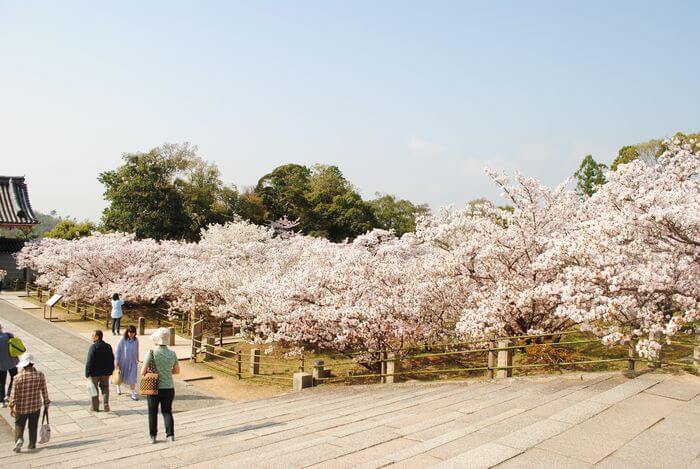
[0,371,697,468]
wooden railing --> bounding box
[191,328,699,391]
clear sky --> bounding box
[2,1,699,221]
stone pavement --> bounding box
[0,296,698,467]
[0,299,223,438]
[0,365,696,468]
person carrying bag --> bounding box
[141,328,179,445]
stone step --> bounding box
[0,373,685,469]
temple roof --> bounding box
[0,176,39,227]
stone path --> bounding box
[0,299,222,437]
[0,298,698,467]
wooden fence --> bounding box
[190,328,699,391]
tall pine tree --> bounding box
[574,155,607,199]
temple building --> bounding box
[0,176,39,285]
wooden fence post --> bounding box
[380,351,387,384]
[168,326,176,346]
[138,317,146,336]
[625,342,636,377]
[204,337,215,361]
[694,330,700,368]
[191,319,204,361]
[496,339,513,379]
[386,352,399,384]
[236,350,242,379]
[487,334,496,379]
[250,348,260,375]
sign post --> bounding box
[44,294,63,322]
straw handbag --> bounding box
[139,350,159,396]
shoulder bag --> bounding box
[139,350,160,396]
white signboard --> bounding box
[46,294,63,307]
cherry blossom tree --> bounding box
[541,137,700,357]
[415,171,581,340]
[16,233,178,303]
[230,230,463,361]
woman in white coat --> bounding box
[110,293,125,336]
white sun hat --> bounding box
[151,327,171,346]
[17,352,35,369]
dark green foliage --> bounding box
[100,143,430,242]
[368,193,430,237]
[255,164,380,241]
[255,164,312,227]
[99,143,237,241]
[574,155,607,199]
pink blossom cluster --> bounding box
[17,139,699,357]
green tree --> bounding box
[609,133,700,171]
[574,155,607,199]
[45,219,96,240]
[610,145,639,171]
[306,165,378,241]
[254,163,381,241]
[255,164,312,227]
[99,142,237,241]
[234,188,268,225]
[367,193,430,237]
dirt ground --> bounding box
[12,298,290,403]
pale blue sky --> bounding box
[2,1,698,221]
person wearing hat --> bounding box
[142,327,179,444]
[9,352,50,453]
[0,323,19,407]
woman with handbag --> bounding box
[115,325,139,400]
[141,327,179,445]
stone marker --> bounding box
[497,339,513,379]
[293,372,313,391]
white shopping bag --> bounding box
[86,379,98,397]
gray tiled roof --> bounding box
[0,176,39,226]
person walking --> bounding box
[85,330,114,412]
[115,325,139,400]
[110,293,125,336]
[0,323,19,407]
[9,353,50,453]
[142,327,179,444]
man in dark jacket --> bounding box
[85,330,115,412]
[0,323,20,407]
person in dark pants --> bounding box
[110,293,125,336]
[9,353,50,453]
[0,323,20,407]
[85,330,115,412]
[142,328,179,445]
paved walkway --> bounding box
[0,299,223,437]
[0,297,698,467]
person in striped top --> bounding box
[9,353,50,453]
